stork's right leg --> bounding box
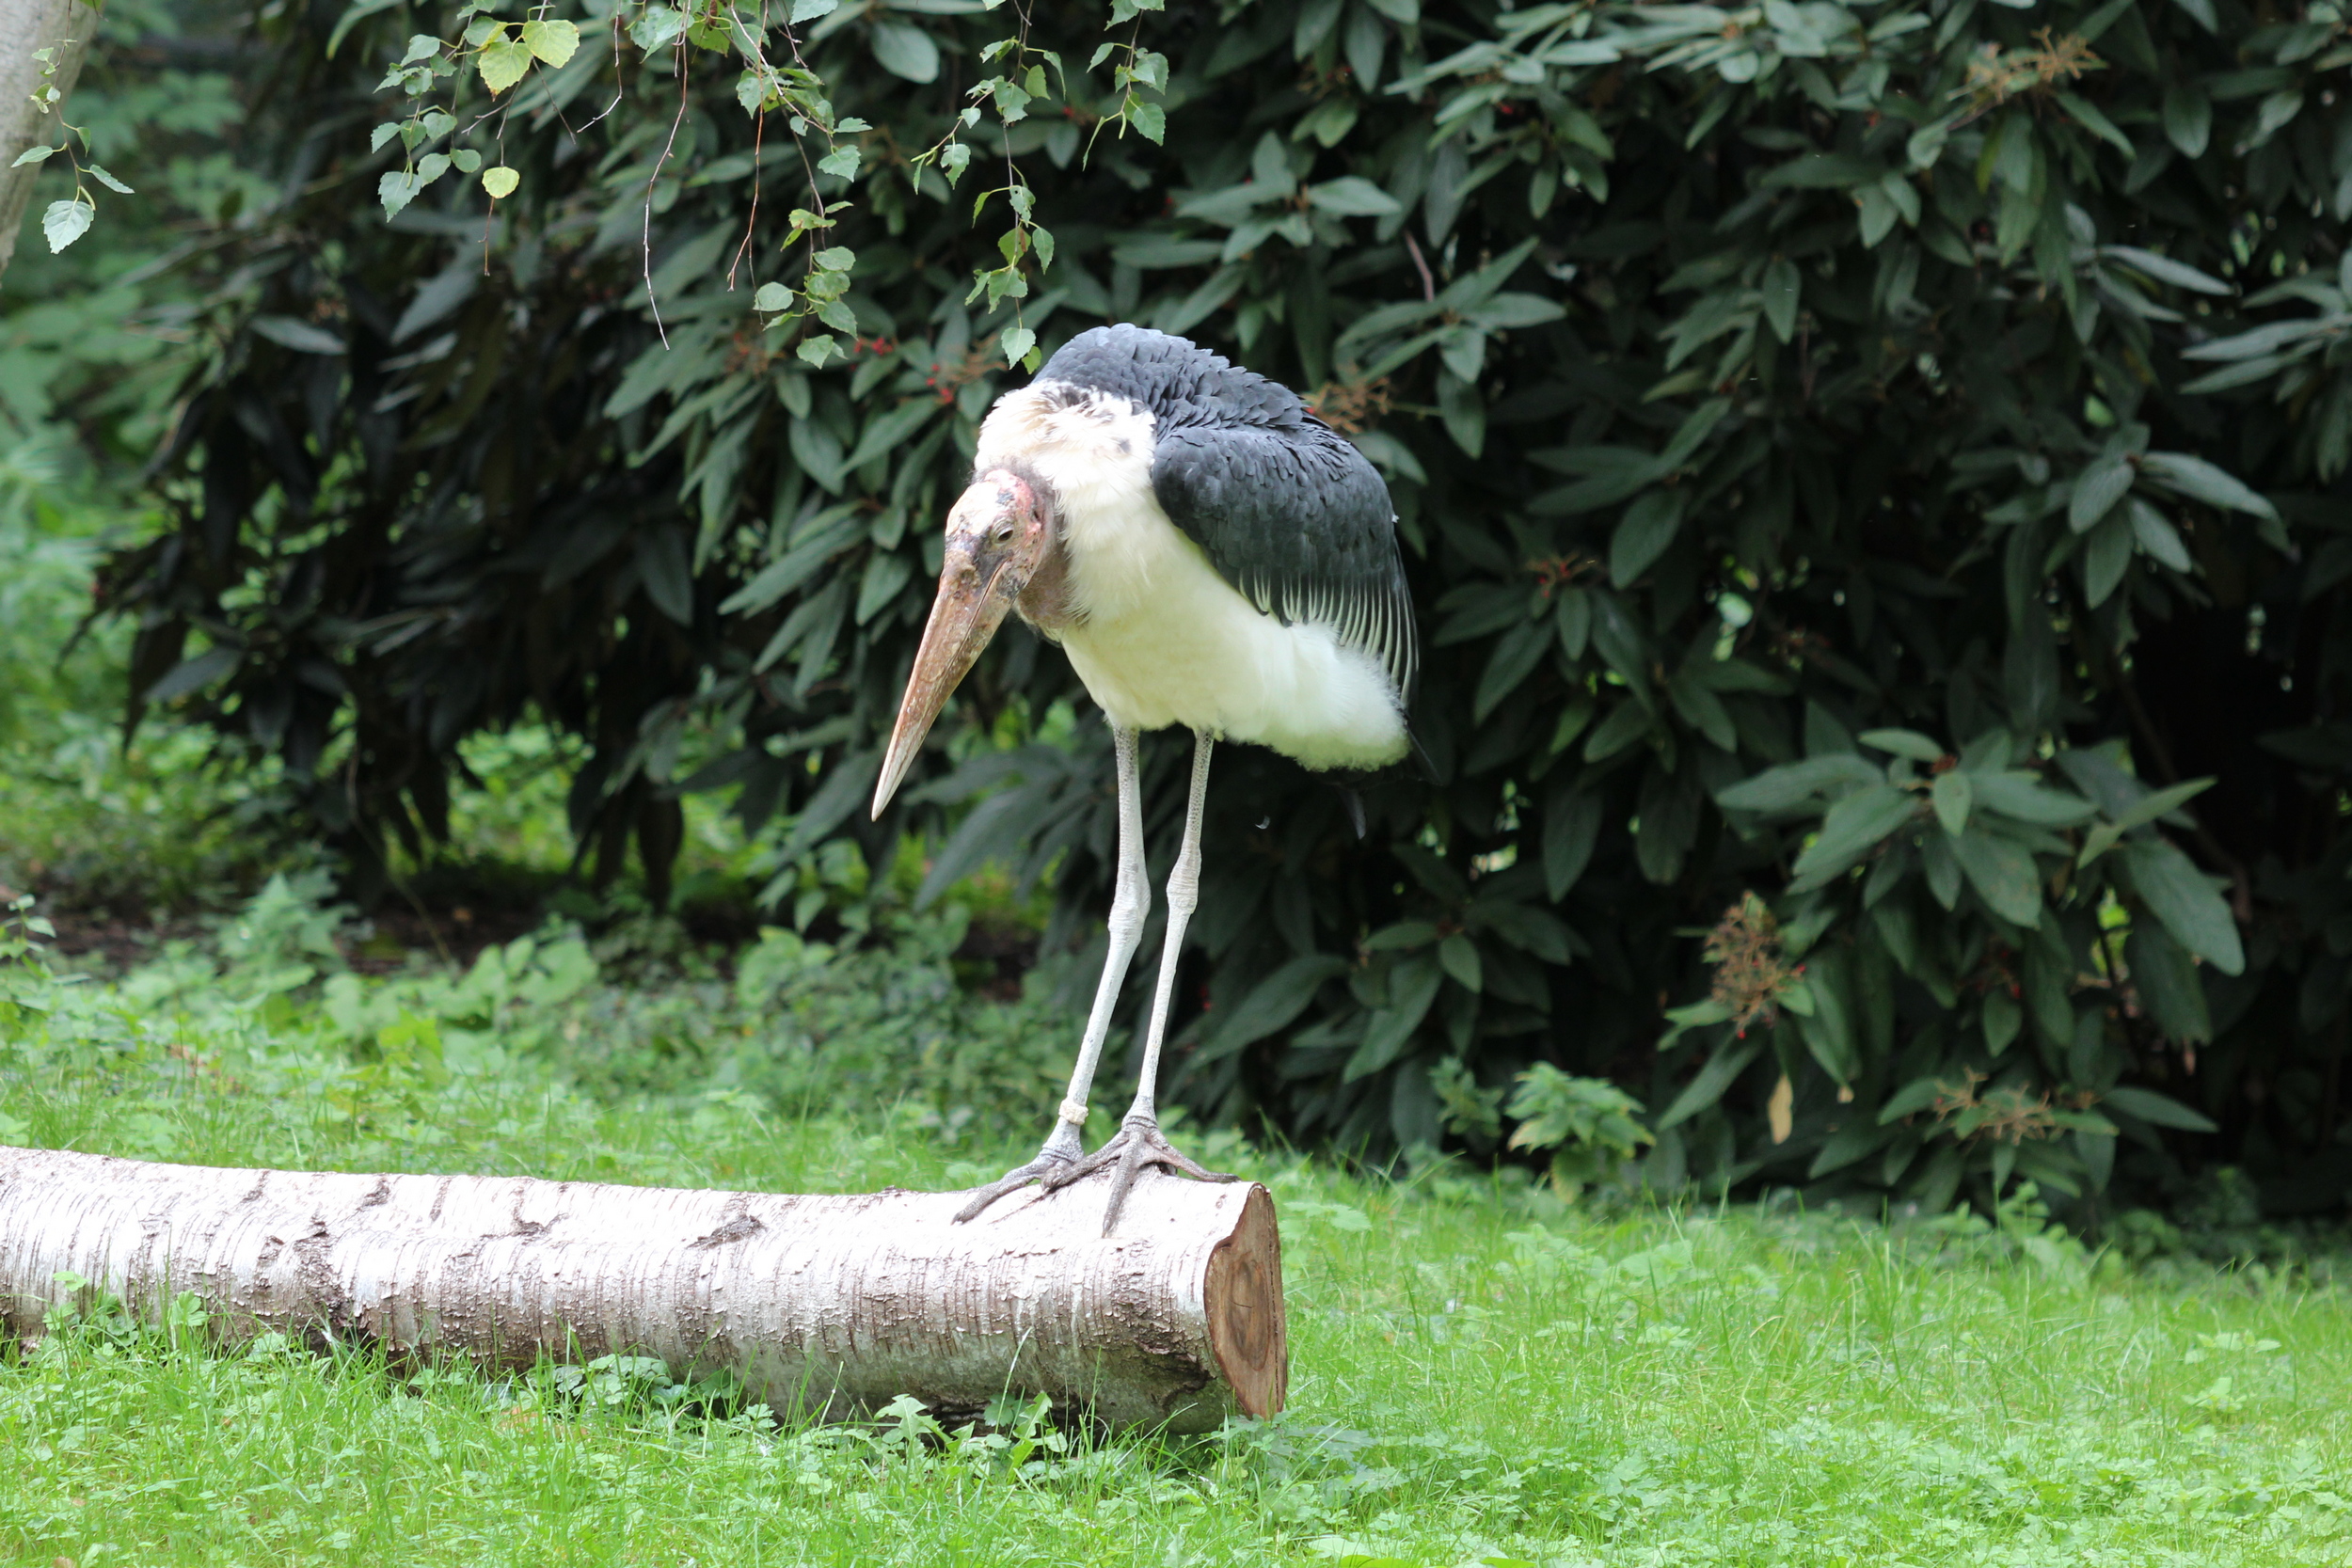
[954,722,1149,1223]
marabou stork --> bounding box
[870,324,1419,1232]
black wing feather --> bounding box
[1033,325,1420,708]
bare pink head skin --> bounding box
[871,467,1052,818]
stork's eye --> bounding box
[993,525,1015,545]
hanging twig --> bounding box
[1404,230,1437,302]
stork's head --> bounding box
[871,467,1053,818]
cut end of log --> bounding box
[1204,1183,1287,1419]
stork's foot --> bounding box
[952,1123,1085,1223]
[1041,1113,1234,1235]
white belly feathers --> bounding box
[975,387,1409,771]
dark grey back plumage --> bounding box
[1033,325,1419,708]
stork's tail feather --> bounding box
[1334,784,1367,840]
[1406,721,1439,786]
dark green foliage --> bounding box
[3,0,302,918]
[88,0,2352,1219]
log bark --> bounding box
[0,1148,1287,1432]
[0,0,93,280]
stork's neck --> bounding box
[982,463,1075,637]
[1012,516,1075,637]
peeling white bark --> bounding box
[0,1148,1288,1432]
[0,0,93,279]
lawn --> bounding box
[4,905,2349,1568]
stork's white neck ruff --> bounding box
[975,386,1408,771]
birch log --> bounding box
[0,1148,1287,1432]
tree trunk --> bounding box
[0,1148,1287,1431]
[0,0,92,280]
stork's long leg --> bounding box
[1044,728,1234,1233]
[954,722,1150,1223]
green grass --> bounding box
[5,919,2352,1568]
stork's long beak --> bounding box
[871,472,1044,818]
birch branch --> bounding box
[0,0,92,279]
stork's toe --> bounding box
[1041,1114,1234,1234]
[952,1150,1073,1224]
